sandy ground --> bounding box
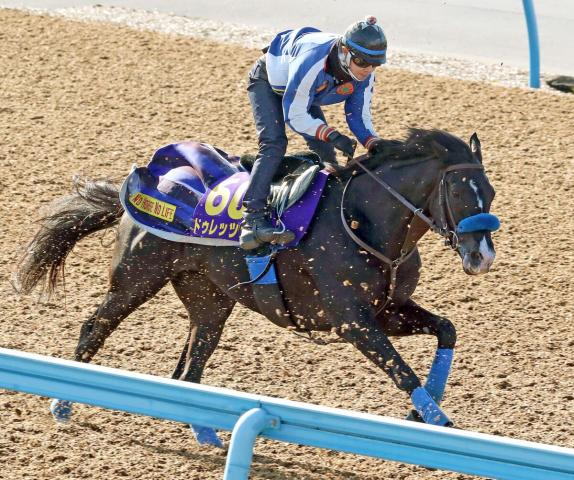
[1,9,573,480]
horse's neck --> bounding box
[348,163,438,257]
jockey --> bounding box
[240,16,388,250]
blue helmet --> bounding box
[342,16,387,66]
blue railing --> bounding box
[1,347,574,479]
[522,0,541,88]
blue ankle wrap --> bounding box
[50,398,73,423]
[424,348,454,403]
[411,387,451,426]
[190,424,223,448]
[245,254,278,285]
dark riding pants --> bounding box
[243,56,336,211]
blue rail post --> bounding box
[522,0,541,88]
[223,408,279,480]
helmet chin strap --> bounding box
[338,46,361,81]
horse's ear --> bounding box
[470,132,482,163]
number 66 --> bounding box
[204,176,247,220]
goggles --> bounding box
[351,55,380,69]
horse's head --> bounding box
[340,129,499,277]
[427,132,498,275]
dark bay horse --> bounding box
[16,129,498,445]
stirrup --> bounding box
[239,228,264,250]
[239,225,295,250]
[239,211,295,250]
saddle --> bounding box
[240,152,322,212]
[270,164,321,212]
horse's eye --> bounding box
[451,191,461,199]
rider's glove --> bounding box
[366,137,386,156]
[326,130,357,159]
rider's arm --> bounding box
[344,73,381,149]
[282,55,332,141]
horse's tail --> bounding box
[15,177,124,297]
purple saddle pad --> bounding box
[120,141,329,247]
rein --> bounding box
[340,155,487,311]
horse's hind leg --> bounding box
[380,299,456,421]
[51,272,171,422]
[74,264,173,364]
[170,271,235,447]
[70,221,178,363]
[51,227,174,422]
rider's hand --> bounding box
[326,130,357,158]
[367,137,386,156]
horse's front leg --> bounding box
[379,299,456,421]
[320,287,452,426]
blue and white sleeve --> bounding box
[282,56,329,140]
[345,73,380,148]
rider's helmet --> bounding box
[340,16,387,79]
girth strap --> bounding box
[233,250,305,332]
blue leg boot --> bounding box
[50,398,73,423]
[190,424,223,448]
[425,348,454,403]
[407,348,454,423]
[411,387,452,426]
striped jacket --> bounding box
[266,27,379,149]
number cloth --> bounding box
[120,141,329,246]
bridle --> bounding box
[340,154,497,310]
[435,163,487,249]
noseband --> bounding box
[341,156,499,309]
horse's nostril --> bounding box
[471,251,483,262]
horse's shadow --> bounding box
[121,427,367,479]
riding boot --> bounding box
[239,208,295,250]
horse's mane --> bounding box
[336,129,473,180]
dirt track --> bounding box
[1,9,573,480]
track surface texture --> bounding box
[1,9,573,480]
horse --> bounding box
[15,129,498,446]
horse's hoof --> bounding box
[50,399,73,423]
[405,409,424,423]
[190,424,223,448]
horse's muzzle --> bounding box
[461,237,496,275]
